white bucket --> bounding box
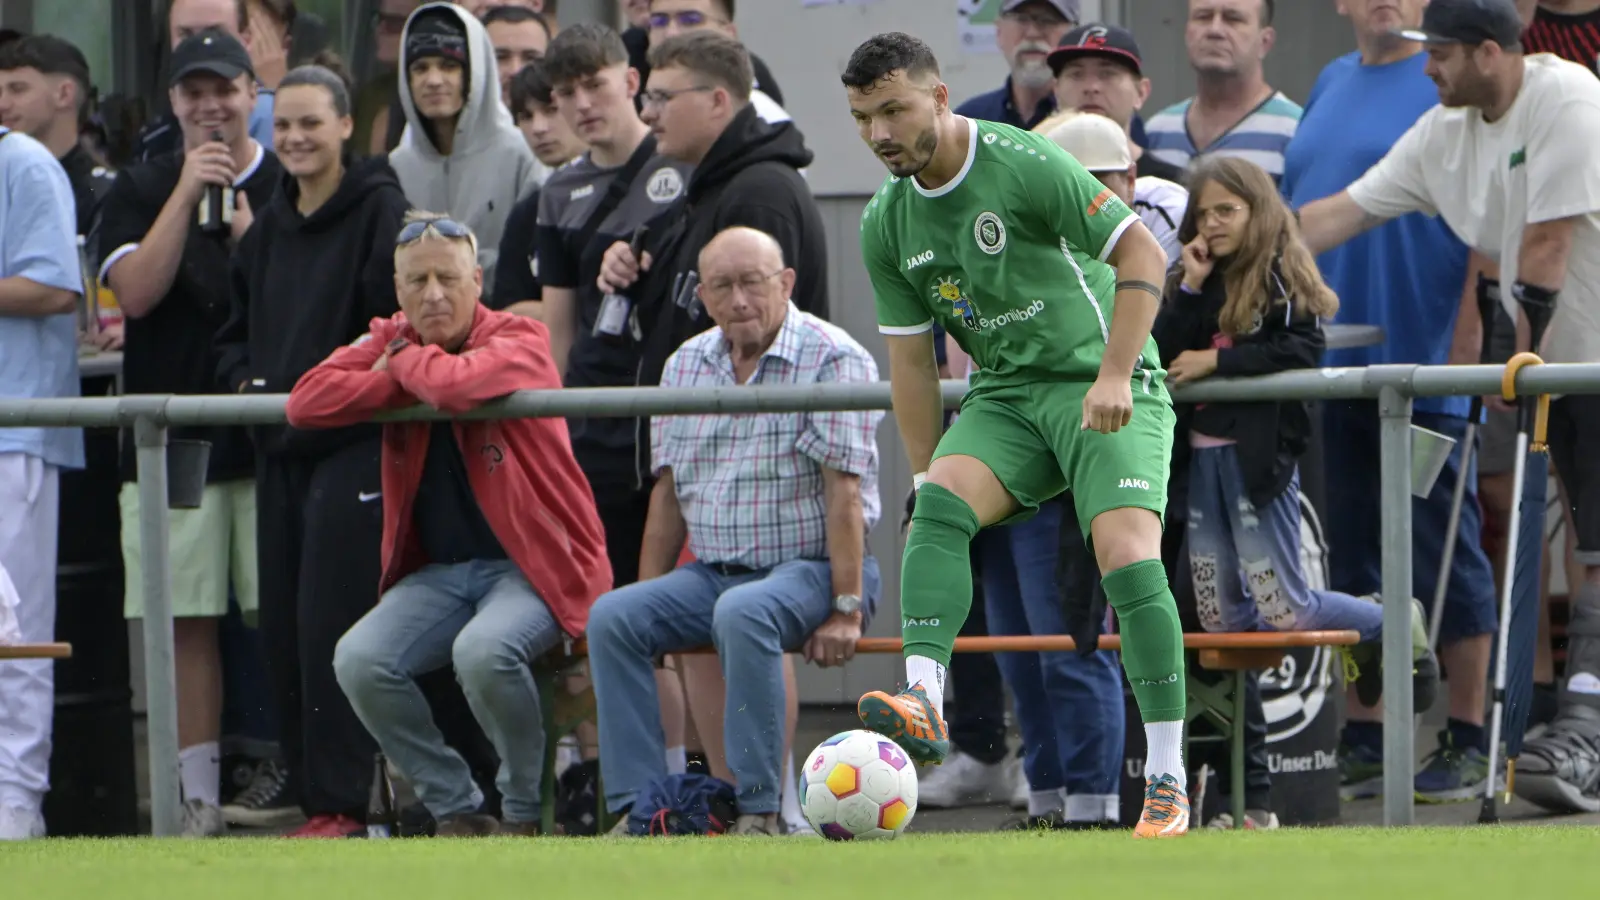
[1410,424,1458,498]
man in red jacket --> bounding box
[285,210,611,837]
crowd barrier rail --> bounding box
[4,360,1600,835]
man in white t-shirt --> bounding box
[1298,0,1600,812]
[1036,110,1188,264]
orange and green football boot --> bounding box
[1133,774,1190,838]
[857,682,950,766]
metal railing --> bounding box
[5,360,1600,835]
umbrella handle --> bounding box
[1500,352,1550,451]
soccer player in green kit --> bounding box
[842,33,1190,838]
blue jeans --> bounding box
[332,559,563,824]
[587,558,881,815]
[978,501,1123,814]
[1187,445,1382,641]
[1322,403,1497,641]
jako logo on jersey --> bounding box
[973,210,1006,254]
[1135,672,1179,686]
[1119,478,1151,490]
[1087,188,1119,217]
[904,617,942,628]
[905,250,935,269]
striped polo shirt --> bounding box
[1143,91,1303,182]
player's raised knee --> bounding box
[924,455,1017,526]
[1089,506,1165,573]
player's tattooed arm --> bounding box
[1115,280,1163,302]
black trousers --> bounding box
[948,548,1011,765]
[594,484,654,588]
[256,440,384,819]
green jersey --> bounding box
[862,118,1161,391]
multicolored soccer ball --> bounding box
[800,729,919,840]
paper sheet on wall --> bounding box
[958,0,1003,54]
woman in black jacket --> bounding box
[1152,156,1436,708]
[215,61,410,837]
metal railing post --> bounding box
[1378,385,1416,826]
[133,413,181,837]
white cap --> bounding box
[1040,112,1133,174]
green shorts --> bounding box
[119,479,259,622]
[933,378,1175,533]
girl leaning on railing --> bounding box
[1150,155,1438,711]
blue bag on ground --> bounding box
[626,773,738,836]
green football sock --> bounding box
[1103,559,1186,722]
[899,483,981,668]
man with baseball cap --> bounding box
[954,1,1077,130]
[1298,0,1600,812]
[96,26,283,837]
[1047,23,1180,182]
[1282,0,1500,805]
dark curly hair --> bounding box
[840,32,939,91]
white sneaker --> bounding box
[917,751,1014,808]
[1009,755,1028,810]
[181,799,227,837]
[0,804,44,840]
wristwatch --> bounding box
[832,594,862,616]
[386,337,410,355]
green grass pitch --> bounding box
[2,827,1593,899]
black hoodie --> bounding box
[1151,262,1325,512]
[216,155,412,458]
[637,105,827,391]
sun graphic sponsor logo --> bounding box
[931,276,1044,333]
[933,276,980,332]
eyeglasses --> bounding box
[702,269,783,300]
[649,10,727,29]
[640,84,715,107]
[1197,202,1246,224]
[1000,10,1070,30]
[396,216,472,246]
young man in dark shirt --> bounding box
[97,28,281,837]
[490,59,586,317]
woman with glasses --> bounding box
[215,60,413,838]
[1152,156,1440,724]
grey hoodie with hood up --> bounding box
[390,2,545,295]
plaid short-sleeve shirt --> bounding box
[652,304,883,569]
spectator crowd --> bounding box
[0,0,1598,840]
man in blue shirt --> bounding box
[0,126,84,841]
[1280,0,1498,804]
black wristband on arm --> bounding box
[1511,281,1558,310]
[1116,279,1163,301]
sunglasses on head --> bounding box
[396,216,472,245]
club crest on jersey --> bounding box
[973,210,1006,255]
[933,276,980,331]
[646,167,684,203]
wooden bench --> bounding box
[0,643,72,660]
[532,630,1359,834]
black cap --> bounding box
[1047,23,1143,76]
[1394,0,1522,48]
[169,28,254,86]
[1001,0,1081,22]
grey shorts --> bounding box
[1477,308,1521,477]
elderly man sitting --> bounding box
[285,211,611,837]
[587,226,884,836]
